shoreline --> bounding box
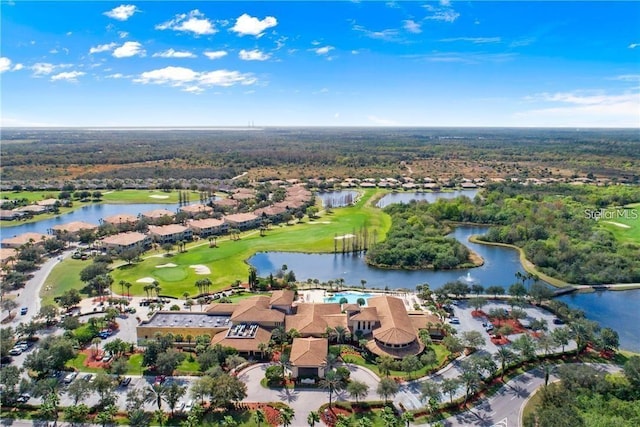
[468,235,640,291]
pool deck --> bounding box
[298,289,419,310]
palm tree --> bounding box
[253,409,266,427]
[125,281,132,297]
[279,406,295,427]
[153,281,161,298]
[144,383,166,411]
[376,356,394,377]
[440,378,460,404]
[307,411,320,427]
[334,325,348,344]
[119,279,127,296]
[494,347,516,380]
[401,411,414,427]
[360,279,367,289]
[320,370,345,409]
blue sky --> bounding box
[1,1,638,127]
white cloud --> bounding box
[156,10,217,36]
[612,74,640,82]
[112,41,145,58]
[418,52,516,64]
[516,90,640,127]
[134,66,256,92]
[353,24,400,41]
[118,31,129,39]
[31,62,57,76]
[629,43,639,49]
[367,115,399,126]
[89,42,117,54]
[403,20,422,34]
[313,46,334,55]
[106,73,125,79]
[238,49,270,61]
[440,37,501,44]
[231,13,277,37]
[51,71,85,82]
[423,3,460,23]
[152,49,196,58]
[13,63,24,71]
[0,57,12,73]
[204,50,228,60]
[104,4,139,21]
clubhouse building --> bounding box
[137,292,438,378]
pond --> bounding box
[0,202,181,238]
[376,189,479,208]
[250,226,524,290]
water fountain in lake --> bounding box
[459,272,478,285]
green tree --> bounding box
[440,377,461,403]
[420,380,441,411]
[494,347,516,380]
[347,379,369,403]
[307,410,320,427]
[279,406,295,427]
[320,369,346,409]
[163,382,187,416]
[401,354,422,379]
[377,355,395,377]
[64,403,90,426]
[254,409,267,427]
[377,377,399,403]
[551,327,571,353]
[65,376,92,405]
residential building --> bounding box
[180,204,213,217]
[101,232,151,252]
[188,218,228,237]
[289,338,328,378]
[1,232,51,249]
[51,221,99,237]
[148,224,193,244]
[224,213,260,230]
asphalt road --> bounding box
[441,363,621,427]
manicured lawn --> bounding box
[599,208,640,244]
[341,343,450,380]
[40,258,89,306]
[66,353,103,374]
[109,189,391,297]
[126,353,144,375]
[176,357,200,373]
[100,189,187,204]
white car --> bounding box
[63,372,78,384]
[8,348,23,356]
[184,400,194,412]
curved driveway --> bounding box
[238,363,381,427]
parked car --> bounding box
[16,393,31,403]
[485,324,495,332]
[184,400,194,412]
[20,307,28,315]
[553,318,565,325]
[449,317,460,324]
[8,347,23,356]
[63,372,78,384]
[102,352,113,363]
[120,376,132,387]
[82,374,93,382]
[154,375,166,386]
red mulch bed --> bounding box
[321,407,352,427]
[490,336,510,345]
[471,310,487,318]
[262,405,282,426]
[489,318,526,334]
[80,349,110,368]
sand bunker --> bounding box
[156,263,177,268]
[149,195,169,199]
[604,221,631,229]
[309,221,331,224]
[136,277,156,283]
[334,234,355,240]
[190,264,211,275]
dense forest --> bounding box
[391,183,640,284]
[365,201,473,270]
[524,361,640,427]
[1,127,638,181]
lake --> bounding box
[0,202,181,238]
[376,189,479,208]
[2,192,638,351]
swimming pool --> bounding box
[323,291,374,305]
